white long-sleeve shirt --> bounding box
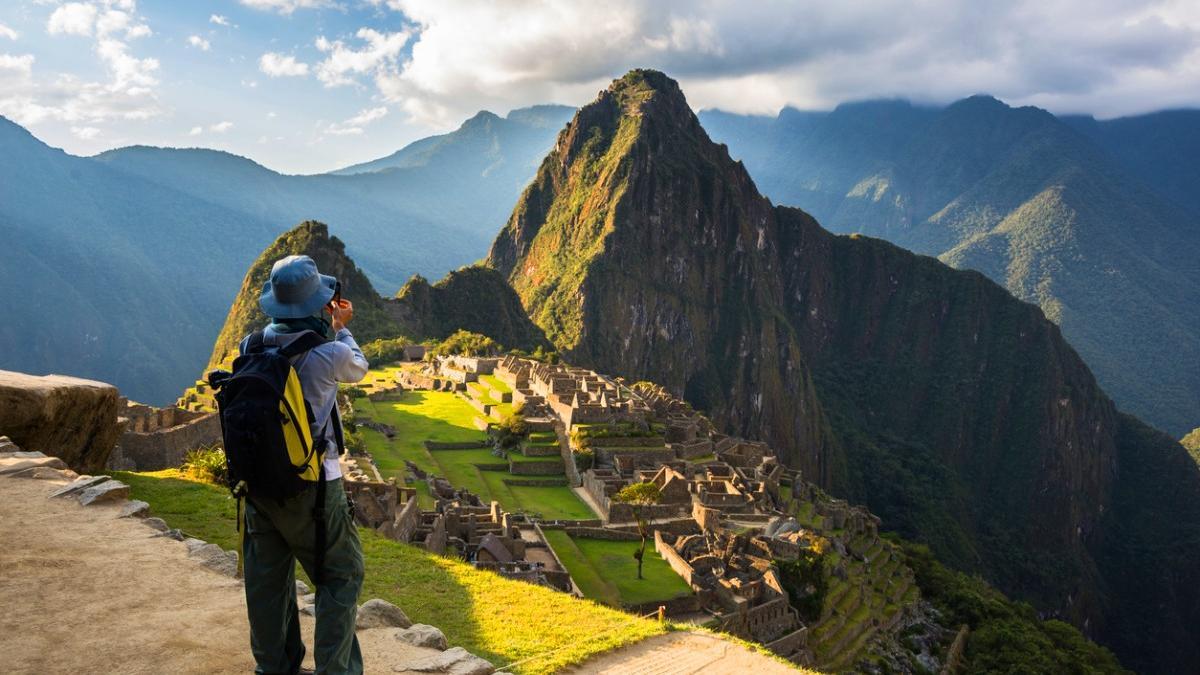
[239,326,369,480]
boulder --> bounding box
[300,604,315,616]
[0,370,122,472]
[77,479,130,506]
[142,517,170,532]
[394,624,448,651]
[0,435,22,453]
[301,593,317,605]
[295,579,311,596]
[11,466,76,480]
[0,455,68,475]
[50,475,110,498]
[356,598,412,630]
[119,500,150,518]
[188,541,239,577]
[399,647,493,675]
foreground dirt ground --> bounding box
[0,475,443,674]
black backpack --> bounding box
[208,330,334,582]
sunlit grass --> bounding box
[355,384,593,520]
[542,530,693,607]
[117,470,666,674]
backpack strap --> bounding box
[244,330,268,355]
[279,331,327,359]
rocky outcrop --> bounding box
[0,370,122,472]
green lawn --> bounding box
[116,470,666,674]
[478,373,512,395]
[355,386,594,520]
[542,530,693,607]
[477,473,596,520]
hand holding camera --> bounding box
[327,297,353,331]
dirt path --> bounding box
[564,632,806,674]
[0,475,444,674]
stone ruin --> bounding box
[106,398,222,471]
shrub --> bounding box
[495,409,529,449]
[573,447,595,471]
[434,330,501,357]
[360,336,416,365]
[181,445,228,486]
[343,385,368,399]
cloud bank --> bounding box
[346,0,1200,126]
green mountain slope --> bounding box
[0,116,279,405]
[700,99,1200,437]
[206,220,547,372]
[489,69,1200,673]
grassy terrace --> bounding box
[114,470,666,674]
[354,387,594,520]
[477,373,512,395]
[542,530,693,608]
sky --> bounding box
[1,0,1198,175]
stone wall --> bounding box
[656,531,699,587]
[564,527,640,541]
[111,411,221,471]
[509,458,565,476]
[607,501,690,523]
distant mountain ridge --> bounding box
[1,106,569,405]
[489,70,1200,674]
[700,99,1200,436]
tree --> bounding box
[614,482,663,580]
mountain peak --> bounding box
[206,220,394,368]
[460,109,501,130]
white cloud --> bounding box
[325,105,387,135]
[363,0,1200,125]
[210,120,234,133]
[188,125,203,135]
[314,28,409,87]
[0,24,19,40]
[259,52,309,77]
[0,53,34,75]
[209,14,231,26]
[70,125,100,139]
[239,0,332,15]
[187,35,210,51]
[47,3,99,36]
[2,0,161,126]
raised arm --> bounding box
[331,328,370,383]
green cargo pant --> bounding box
[243,477,364,675]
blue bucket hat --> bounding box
[259,255,337,319]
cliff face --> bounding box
[488,70,1200,673]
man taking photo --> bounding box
[237,254,369,675]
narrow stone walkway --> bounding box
[563,632,808,674]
